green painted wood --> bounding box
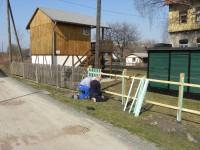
[149,52,169,90]
[190,52,200,93]
[170,52,189,92]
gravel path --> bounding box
[0,73,159,150]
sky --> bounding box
[0,0,168,50]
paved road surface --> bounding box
[0,72,158,150]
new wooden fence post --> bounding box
[177,73,185,122]
[23,63,25,78]
[56,65,60,88]
[122,69,127,105]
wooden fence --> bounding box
[10,62,87,90]
[88,68,200,122]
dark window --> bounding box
[83,27,90,36]
[179,11,187,23]
[179,39,188,48]
[197,38,200,47]
[196,7,200,22]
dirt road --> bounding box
[0,73,158,150]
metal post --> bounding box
[177,73,185,122]
[95,0,101,68]
[6,0,12,64]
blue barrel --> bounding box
[78,85,90,100]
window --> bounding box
[179,39,188,48]
[132,58,136,62]
[179,11,187,23]
[83,27,90,36]
[197,38,200,47]
[196,7,200,22]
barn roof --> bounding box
[147,47,200,51]
[126,53,148,58]
[26,7,108,29]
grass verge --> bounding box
[16,77,200,150]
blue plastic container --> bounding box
[78,85,90,100]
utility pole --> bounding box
[9,1,23,62]
[2,41,3,53]
[6,0,12,64]
[95,0,101,68]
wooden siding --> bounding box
[30,10,53,28]
[30,23,53,55]
[29,10,54,55]
[168,1,200,33]
[29,9,91,56]
[54,24,91,56]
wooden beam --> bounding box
[177,73,185,122]
[74,50,90,66]
[75,56,82,66]
[62,56,69,68]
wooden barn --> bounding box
[26,7,113,67]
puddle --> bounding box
[62,125,90,135]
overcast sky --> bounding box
[0,0,168,50]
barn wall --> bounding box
[54,24,91,56]
[32,55,86,67]
[29,10,54,55]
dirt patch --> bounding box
[0,134,40,150]
[62,125,90,135]
[143,114,185,133]
[0,135,18,150]
[0,100,25,106]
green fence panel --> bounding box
[170,52,189,92]
[149,52,169,90]
[190,52,200,93]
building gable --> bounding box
[27,9,54,29]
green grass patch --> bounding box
[16,77,200,150]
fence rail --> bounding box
[88,68,200,122]
[10,62,87,90]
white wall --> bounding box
[126,55,142,66]
[56,56,86,67]
[32,55,87,67]
[32,56,52,65]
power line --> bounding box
[53,0,167,20]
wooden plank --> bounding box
[146,100,200,115]
[177,73,185,122]
[123,78,135,111]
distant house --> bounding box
[26,7,112,67]
[167,0,200,47]
[125,53,148,66]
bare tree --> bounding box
[133,0,192,19]
[105,22,139,65]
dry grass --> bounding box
[15,69,200,150]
